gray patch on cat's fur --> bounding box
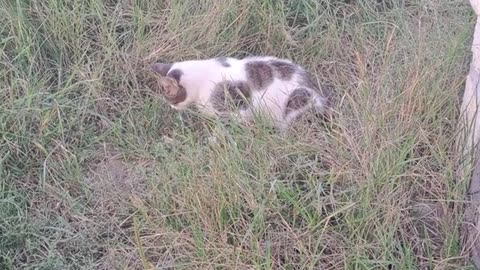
[216,57,231,67]
[210,81,251,112]
[299,71,333,108]
[151,63,172,76]
[285,88,312,116]
[269,60,297,80]
[165,69,187,104]
[246,61,273,89]
[166,69,183,82]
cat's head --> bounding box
[149,62,189,110]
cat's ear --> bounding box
[151,63,172,76]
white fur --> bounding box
[165,56,326,131]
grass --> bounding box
[0,0,475,269]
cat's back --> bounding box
[242,56,313,90]
[203,56,305,84]
[181,57,247,84]
[183,56,312,89]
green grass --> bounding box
[0,0,475,269]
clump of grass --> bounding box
[0,0,475,269]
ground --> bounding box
[0,0,475,269]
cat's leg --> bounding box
[275,120,290,136]
[312,93,327,113]
[238,109,254,124]
[281,109,304,134]
[207,110,245,146]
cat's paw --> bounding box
[207,135,219,146]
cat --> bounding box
[148,56,330,132]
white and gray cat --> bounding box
[149,56,330,131]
